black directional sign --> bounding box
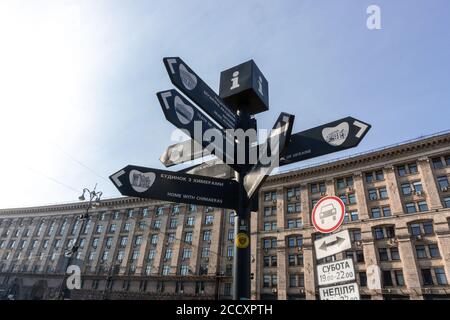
[280,117,371,166]
[180,158,236,180]
[243,112,294,200]
[160,139,207,167]
[110,165,239,209]
[157,89,236,166]
[163,57,239,129]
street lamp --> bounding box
[58,184,103,299]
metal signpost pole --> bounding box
[233,110,252,300]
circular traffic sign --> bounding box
[236,233,250,249]
[311,196,345,233]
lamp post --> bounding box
[58,184,102,300]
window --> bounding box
[382,270,393,286]
[148,249,156,260]
[189,204,197,212]
[109,223,117,233]
[150,234,158,245]
[229,211,235,224]
[164,249,172,259]
[359,272,367,287]
[435,268,448,285]
[409,163,418,174]
[162,266,171,276]
[423,221,434,235]
[375,170,384,181]
[227,246,233,257]
[432,157,443,169]
[180,265,190,276]
[378,248,388,261]
[101,250,109,261]
[289,274,297,287]
[142,208,149,217]
[379,188,388,199]
[421,269,434,285]
[356,250,364,263]
[410,223,421,236]
[413,182,423,193]
[205,215,214,225]
[365,172,374,183]
[169,219,178,229]
[371,208,381,219]
[287,236,303,248]
[186,217,195,226]
[288,255,296,266]
[382,207,391,217]
[348,194,356,204]
[418,201,428,212]
[374,228,384,240]
[138,221,146,230]
[368,189,377,200]
[152,220,161,230]
[444,197,450,208]
[182,248,192,259]
[405,203,417,214]
[228,229,234,240]
[117,250,125,262]
[172,205,180,214]
[263,275,271,287]
[437,176,449,190]
[287,219,302,229]
[135,235,142,246]
[415,245,427,259]
[429,244,440,258]
[119,236,128,247]
[351,229,362,241]
[184,232,193,244]
[264,191,277,201]
[390,247,400,260]
[123,222,131,231]
[395,270,405,286]
[401,183,412,195]
[113,211,120,220]
[203,230,212,241]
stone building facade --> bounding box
[1,132,450,300]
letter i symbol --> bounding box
[258,75,264,95]
[230,71,240,90]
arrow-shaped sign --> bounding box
[110,165,239,209]
[243,112,294,201]
[280,117,371,166]
[314,229,352,260]
[163,57,238,129]
[160,139,209,167]
[319,235,346,251]
[157,89,238,169]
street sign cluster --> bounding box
[312,197,361,300]
[109,56,372,300]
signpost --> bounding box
[317,258,356,287]
[319,282,361,300]
[280,117,371,166]
[110,56,372,301]
[243,112,294,200]
[110,165,239,209]
[160,139,208,167]
[157,89,236,166]
[163,57,238,129]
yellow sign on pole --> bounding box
[236,232,249,249]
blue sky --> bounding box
[0,0,449,208]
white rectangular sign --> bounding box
[317,258,355,286]
[314,229,352,260]
[319,282,360,300]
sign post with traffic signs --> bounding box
[110,56,372,301]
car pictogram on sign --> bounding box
[320,203,337,224]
